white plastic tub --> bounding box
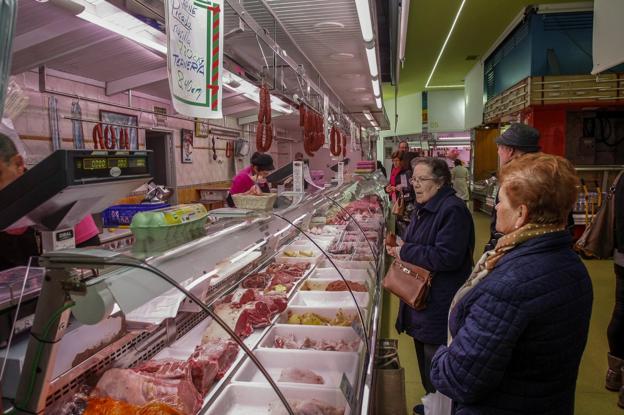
[290,291,369,308]
[275,245,323,265]
[206,383,350,415]
[300,278,370,295]
[280,306,366,327]
[232,348,359,388]
[258,324,363,353]
[311,268,371,282]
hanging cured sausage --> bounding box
[329,126,341,157]
[256,83,273,153]
[225,141,234,158]
[92,123,104,149]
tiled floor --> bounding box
[380,211,621,414]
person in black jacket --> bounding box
[484,123,541,251]
[395,152,418,238]
[606,170,624,408]
[431,153,592,415]
[386,157,474,415]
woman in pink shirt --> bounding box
[228,152,275,206]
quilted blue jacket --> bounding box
[430,231,593,414]
[396,186,475,345]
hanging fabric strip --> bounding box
[48,96,61,150]
[71,101,85,149]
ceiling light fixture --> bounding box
[375,97,382,109]
[72,0,167,54]
[398,0,410,65]
[425,0,467,88]
[371,78,380,97]
[426,84,465,89]
[223,72,293,114]
[365,47,379,78]
[354,0,374,42]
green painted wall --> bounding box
[380,86,422,139]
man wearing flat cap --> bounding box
[484,123,541,251]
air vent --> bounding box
[543,12,593,31]
[465,55,478,61]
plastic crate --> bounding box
[101,203,169,227]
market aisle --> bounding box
[380,211,620,414]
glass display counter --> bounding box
[5,175,389,415]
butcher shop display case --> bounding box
[4,175,389,415]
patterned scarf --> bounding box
[447,223,565,344]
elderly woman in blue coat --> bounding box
[386,157,475,414]
[430,153,593,415]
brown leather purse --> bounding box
[382,258,432,310]
[575,170,624,259]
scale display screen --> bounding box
[74,154,149,180]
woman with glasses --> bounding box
[386,157,474,415]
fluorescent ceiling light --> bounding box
[425,0,467,88]
[73,0,167,54]
[426,84,465,89]
[223,72,293,114]
[375,97,382,109]
[365,47,379,78]
[398,0,410,63]
[371,79,380,97]
[363,110,374,122]
[354,0,374,42]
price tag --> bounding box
[340,373,356,410]
[293,161,304,193]
[351,316,367,344]
[337,162,344,185]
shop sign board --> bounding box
[166,0,224,118]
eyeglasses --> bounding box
[409,176,436,185]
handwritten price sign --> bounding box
[166,0,223,118]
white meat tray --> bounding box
[279,306,367,327]
[290,291,369,309]
[258,324,363,353]
[301,278,370,295]
[321,259,374,270]
[290,238,332,250]
[232,348,359,389]
[206,383,350,415]
[311,268,371,282]
[275,245,323,265]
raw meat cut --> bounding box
[201,303,254,342]
[278,368,325,384]
[269,399,344,415]
[243,300,272,328]
[92,368,201,414]
[133,359,191,380]
[325,280,368,292]
[220,288,287,317]
[273,334,359,352]
[84,397,183,415]
[241,272,272,289]
[189,338,239,392]
[266,262,309,278]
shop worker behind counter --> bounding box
[485,123,573,252]
[0,132,100,271]
[227,152,275,207]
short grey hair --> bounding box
[411,157,452,186]
[0,132,18,163]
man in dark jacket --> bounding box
[484,123,540,251]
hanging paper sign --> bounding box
[337,162,344,185]
[166,0,223,118]
[293,161,304,193]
